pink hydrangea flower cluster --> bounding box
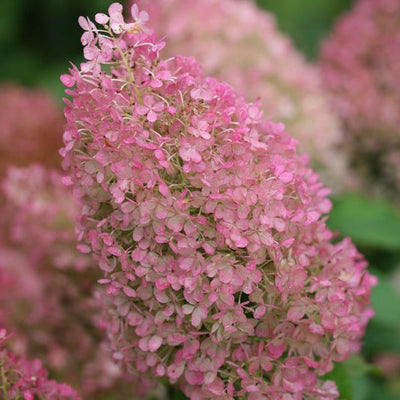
[0,164,144,399]
[0,83,64,177]
[129,0,349,191]
[319,0,400,197]
[61,3,376,399]
[0,328,80,400]
[1,164,91,270]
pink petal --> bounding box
[130,4,140,20]
[136,105,149,115]
[245,385,259,393]
[281,237,295,248]
[191,305,207,327]
[157,70,171,80]
[235,236,249,248]
[158,183,170,197]
[138,337,149,351]
[78,16,90,30]
[309,323,324,335]
[143,95,154,106]
[83,45,98,61]
[254,305,266,319]
[267,343,285,359]
[166,215,185,233]
[279,171,293,183]
[167,363,185,380]
[179,257,194,271]
[60,74,75,88]
[218,267,233,284]
[287,304,306,321]
[336,338,350,355]
[108,246,123,256]
[208,377,225,395]
[95,13,109,24]
[138,10,149,24]
[153,102,165,112]
[150,79,163,88]
[185,370,204,385]
[179,146,193,162]
[167,106,176,114]
[182,304,194,314]
[148,335,162,352]
[108,2,123,17]
[123,287,137,298]
[77,244,91,254]
[147,109,157,122]
[61,175,74,185]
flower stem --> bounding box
[0,360,10,400]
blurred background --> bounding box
[1,0,355,96]
[1,1,400,400]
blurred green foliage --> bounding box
[328,194,400,251]
[257,0,356,59]
[1,0,357,97]
[0,0,112,98]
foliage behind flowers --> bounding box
[130,0,350,191]
[319,0,400,199]
[61,3,375,399]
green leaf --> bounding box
[362,272,400,356]
[366,377,400,400]
[370,273,400,326]
[364,320,400,355]
[351,374,371,400]
[343,355,374,377]
[327,193,400,250]
[256,0,354,59]
[169,387,189,400]
[323,362,353,400]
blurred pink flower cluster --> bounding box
[61,3,375,399]
[0,328,80,400]
[0,164,141,398]
[0,84,64,177]
[0,83,163,397]
[320,0,400,197]
[130,0,349,191]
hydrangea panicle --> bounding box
[320,0,400,198]
[62,3,376,399]
[130,0,350,191]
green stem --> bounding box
[0,360,10,400]
[106,26,144,105]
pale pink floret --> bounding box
[320,0,400,197]
[131,0,350,191]
[62,3,375,399]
